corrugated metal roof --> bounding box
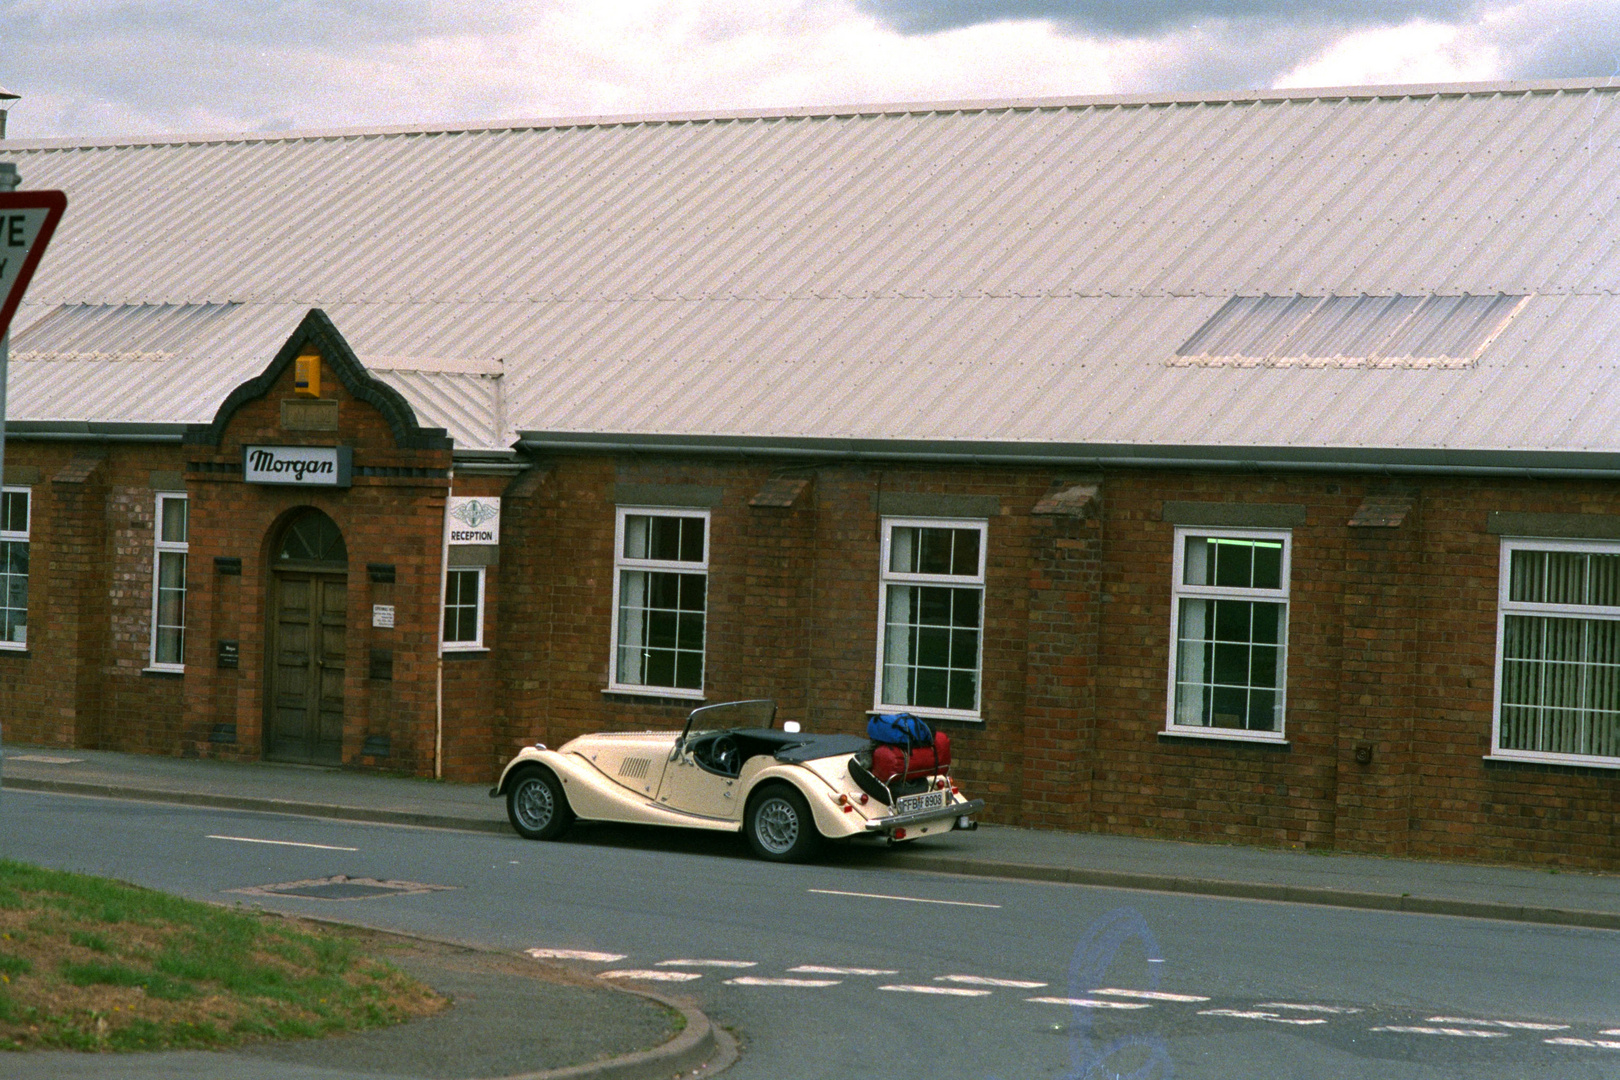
[7,79,1620,460]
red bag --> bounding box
[871,732,951,782]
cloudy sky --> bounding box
[2,1,1618,139]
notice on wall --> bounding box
[448,496,501,544]
[371,604,395,629]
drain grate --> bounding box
[230,875,453,901]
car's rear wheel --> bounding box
[745,784,820,862]
[506,766,574,840]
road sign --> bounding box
[0,190,67,339]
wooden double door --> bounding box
[266,572,347,765]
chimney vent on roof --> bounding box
[0,85,18,140]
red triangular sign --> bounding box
[0,190,68,340]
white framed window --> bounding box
[874,518,987,721]
[1166,528,1290,742]
[148,493,188,669]
[0,488,29,650]
[609,508,709,697]
[442,567,486,650]
[1492,538,1620,769]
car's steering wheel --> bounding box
[710,735,740,777]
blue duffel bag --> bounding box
[867,712,934,749]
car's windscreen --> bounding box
[684,699,775,731]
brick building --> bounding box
[3,79,1619,868]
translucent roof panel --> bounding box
[1176,293,1527,367]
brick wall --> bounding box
[5,422,1618,869]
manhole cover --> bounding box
[230,875,453,901]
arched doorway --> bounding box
[265,509,349,764]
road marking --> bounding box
[1604,1029,1620,1036]
[526,949,627,962]
[1091,988,1209,1003]
[657,959,757,968]
[1426,1016,1569,1031]
[726,976,842,987]
[1026,997,1152,1010]
[7,754,83,764]
[937,975,1047,988]
[600,969,702,982]
[1369,1025,1506,1038]
[790,965,898,976]
[1259,1002,1362,1014]
[1546,1037,1620,1049]
[808,888,1001,909]
[1199,1009,1326,1026]
[881,984,993,997]
[206,835,358,851]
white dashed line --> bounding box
[600,970,702,982]
[526,948,626,962]
[937,975,1047,988]
[656,959,757,968]
[1090,988,1209,1003]
[1603,1029,1620,1036]
[881,984,993,997]
[1259,1002,1362,1014]
[1426,1016,1570,1031]
[207,835,358,851]
[1369,1026,1506,1038]
[789,965,898,976]
[1199,1009,1326,1026]
[1546,1038,1620,1050]
[808,888,1001,909]
[726,976,842,987]
[1026,997,1153,1010]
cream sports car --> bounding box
[490,700,984,861]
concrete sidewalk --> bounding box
[5,743,1619,931]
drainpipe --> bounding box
[435,466,453,779]
[0,157,14,795]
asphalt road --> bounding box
[3,788,1618,1080]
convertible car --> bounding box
[490,700,984,861]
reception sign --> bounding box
[243,445,352,487]
[448,496,501,544]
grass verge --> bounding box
[0,859,445,1052]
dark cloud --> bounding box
[857,0,1481,38]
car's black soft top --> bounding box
[730,729,872,763]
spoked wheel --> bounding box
[745,785,821,862]
[506,766,574,840]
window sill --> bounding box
[866,708,983,725]
[141,667,184,679]
[441,648,489,660]
[1484,752,1620,772]
[604,686,706,703]
[1160,728,1289,748]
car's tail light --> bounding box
[842,805,854,813]
[951,785,960,794]
[858,793,869,804]
[893,828,907,840]
[936,779,947,790]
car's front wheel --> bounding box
[506,766,574,840]
[745,784,821,862]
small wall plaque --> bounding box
[215,557,242,576]
[372,604,395,629]
[367,563,396,584]
[369,648,393,680]
[217,640,239,668]
[281,398,339,432]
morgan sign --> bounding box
[448,497,500,544]
[243,445,353,487]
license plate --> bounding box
[896,788,947,815]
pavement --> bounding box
[4,744,1616,1078]
[4,742,1618,932]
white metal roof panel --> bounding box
[7,80,1620,460]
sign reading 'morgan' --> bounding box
[243,445,353,487]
